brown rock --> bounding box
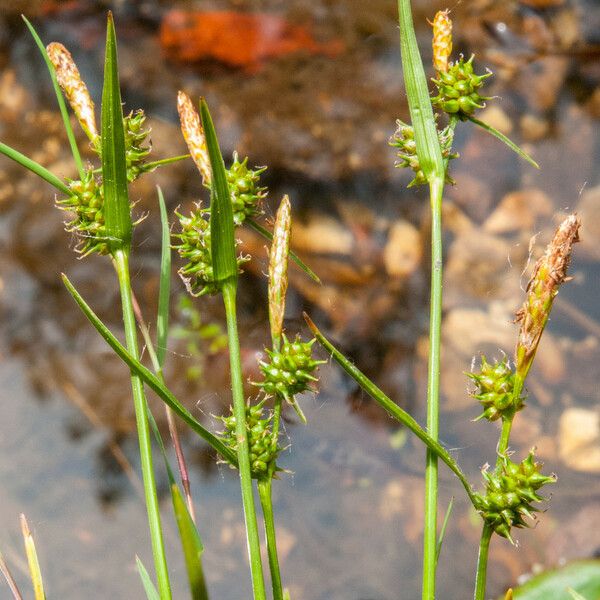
[576,185,600,261]
[558,408,600,473]
[483,189,553,234]
[520,114,550,142]
[383,220,422,278]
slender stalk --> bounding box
[422,175,444,600]
[131,294,196,522]
[474,524,493,600]
[258,478,284,600]
[222,281,267,600]
[113,249,172,600]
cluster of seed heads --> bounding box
[174,205,249,296]
[122,110,152,182]
[57,170,108,256]
[467,356,524,422]
[219,401,280,478]
[227,152,266,225]
[431,55,492,118]
[390,119,457,187]
[474,451,555,543]
[254,335,325,423]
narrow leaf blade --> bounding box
[468,116,539,168]
[62,274,237,466]
[397,0,444,182]
[136,556,161,600]
[0,142,70,195]
[156,187,171,367]
[172,483,209,600]
[435,496,454,565]
[101,13,131,252]
[199,99,237,287]
[22,16,84,178]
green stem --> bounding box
[423,176,444,600]
[473,524,493,600]
[257,478,283,600]
[113,250,172,600]
[222,282,267,600]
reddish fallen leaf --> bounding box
[159,10,344,72]
[40,0,82,16]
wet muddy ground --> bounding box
[0,0,599,598]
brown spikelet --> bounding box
[515,214,581,378]
[430,9,452,73]
[177,91,211,187]
[268,195,292,346]
[47,42,98,140]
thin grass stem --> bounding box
[422,176,444,600]
[113,249,172,600]
[474,524,493,600]
[222,282,267,600]
[258,478,284,600]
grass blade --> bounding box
[101,12,131,253]
[172,483,208,600]
[435,497,454,565]
[136,556,161,600]
[0,142,71,195]
[567,589,587,600]
[20,515,45,600]
[304,312,477,507]
[397,0,444,183]
[22,16,84,179]
[467,116,539,168]
[145,410,209,600]
[156,187,171,366]
[61,273,237,465]
[199,99,237,288]
[246,218,321,284]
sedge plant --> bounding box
[0,6,583,600]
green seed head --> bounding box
[431,54,492,119]
[174,204,249,296]
[467,356,524,422]
[218,400,281,478]
[123,110,152,182]
[226,152,267,225]
[56,168,110,256]
[390,119,458,187]
[254,334,326,422]
[474,450,555,543]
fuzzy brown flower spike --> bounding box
[515,214,580,381]
[47,42,98,141]
[430,9,452,73]
[177,91,211,187]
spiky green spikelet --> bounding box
[174,204,249,296]
[432,55,492,118]
[219,400,281,478]
[56,168,109,256]
[474,451,555,543]
[255,335,326,423]
[226,152,267,225]
[467,356,524,422]
[390,119,457,187]
[123,110,151,182]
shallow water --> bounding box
[0,1,599,598]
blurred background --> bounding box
[0,0,599,598]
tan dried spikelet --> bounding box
[47,42,98,141]
[430,9,452,73]
[177,91,211,187]
[268,195,292,344]
[515,214,581,378]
